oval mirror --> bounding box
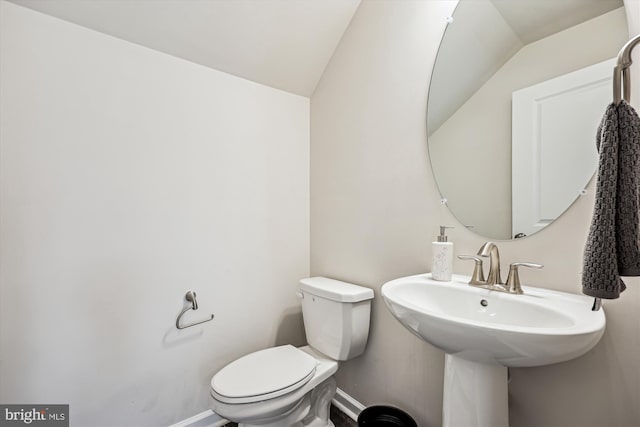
[427,0,629,240]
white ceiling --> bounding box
[492,0,624,44]
[7,0,361,97]
[8,0,626,102]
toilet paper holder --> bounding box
[176,291,215,329]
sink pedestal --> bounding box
[443,354,508,427]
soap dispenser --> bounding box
[432,226,454,281]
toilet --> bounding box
[210,277,374,427]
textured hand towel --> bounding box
[583,100,640,299]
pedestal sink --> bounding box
[381,273,605,427]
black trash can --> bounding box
[357,405,417,427]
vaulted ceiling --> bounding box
[7,0,627,101]
[8,0,361,97]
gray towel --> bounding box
[583,100,640,299]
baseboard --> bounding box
[170,389,363,426]
[331,387,366,421]
[168,409,229,427]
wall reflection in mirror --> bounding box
[427,0,628,240]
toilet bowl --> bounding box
[211,345,338,426]
[209,277,374,427]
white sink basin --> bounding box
[381,273,605,367]
[381,273,606,427]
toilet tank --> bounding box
[299,277,374,361]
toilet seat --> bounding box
[211,345,317,404]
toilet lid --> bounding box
[211,345,317,404]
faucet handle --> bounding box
[505,262,543,294]
[457,255,485,285]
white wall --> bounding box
[311,1,640,426]
[0,2,309,426]
[311,2,454,425]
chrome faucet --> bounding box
[457,242,543,294]
[477,241,502,286]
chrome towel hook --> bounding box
[176,291,214,329]
[613,34,640,104]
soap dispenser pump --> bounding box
[432,226,454,281]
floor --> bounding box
[330,405,358,426]
[225,405,357,426]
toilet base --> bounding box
[237,376,337,427]
[302,376,337,427]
